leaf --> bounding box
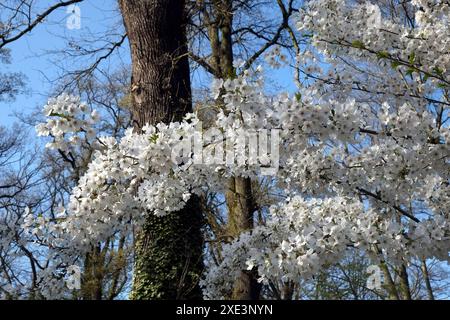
[377,51,390,59]
[149,133,159,143]
[433,67,444,76]
[391,61,401,69]
[408,52,416,64]
[405,68,415,77]
[49,112,71,120]
[295,92,302,101]
[351,40,365,49]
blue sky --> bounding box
[0,0,126,126]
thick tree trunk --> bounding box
[119,0,192,126]
[118,0,204,300]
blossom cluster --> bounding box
[36,94,100,152]
[33,67,448,297]
[297,0,449,107]
[29,0,450,299]
[202,196,450,299]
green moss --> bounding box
[130,197,204,300]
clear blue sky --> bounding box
[0,0,126,125]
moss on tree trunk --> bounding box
[130,200,204,299]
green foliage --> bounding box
[408,52,416,65]
[376,51,390,59]
[351,40,365,49]
[391,61,402,69]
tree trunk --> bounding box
[206,0,260,300]
[226,177,260,300]
[118,0,204,300]
[421,259,434,300]
[81,247,104,300]
[281,281,295,300]
[398,264,412,300]
[379,262,400,300]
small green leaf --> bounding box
[391,61,402,69]
[433,67,444,76]
[149,133,159,143]
[377,51,390,59]
[351,40,365,49]
[408,52,416,64]
[406,68,415,77]
[295,92,302,101]
[49,112,71,120]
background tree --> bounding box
[187,0,300,299]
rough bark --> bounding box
[119,0,192,127]
[118,0,204,300]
